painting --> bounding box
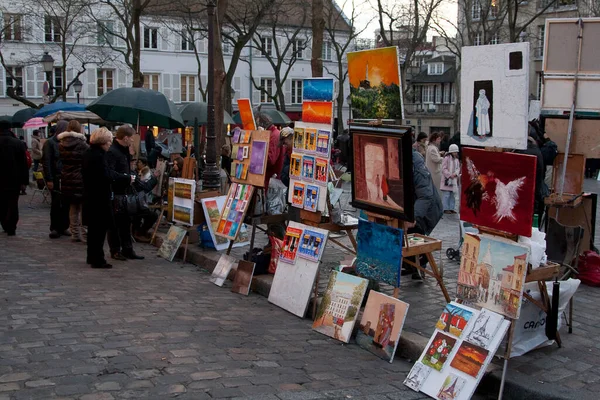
[351,123,414,221]
[291,181,305,208]
[347,46,403,120]
[421,331,457,371]
[172,178,195,226]
[173,205,192,225]
[237,98,256,131]
[269,223,328,318]
[437,374,466,400]
[435,303,474,338]
[304,184,319,212]
[294,127,305,151]
[312,271,368,343]
[302,155,315,181]
[356,220,404,287]
[356,291,409,363]
[305,128,317,152]
[460,147,536,237]
[297,229,326,262]
[157,225,186,262]
[450,341,489,378]
[404,362,431,392]
[303,77,334,102]
[249,140,267,175]
[231,260,255,296]
[302,101,334,125]
[316,130,330,156]
[201,197,249,251]
[280,226,303,264]
[232,128,241,143]
[209,254,237,286]
[464,308,505,349]
[215,183,254,240]
[290,154,302,178]
[314,158,328,186]
[461,43,529,150]
[242,146,249,159]
[457,233,529,319]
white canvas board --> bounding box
[460,43,530,150]
[201,197,250,251]
[268,222,329,318]
[541,76,600,112]
[172,178,195,226]
[209,254,237,287]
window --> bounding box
[143,27,158,49]
[3,14,22,41]
[435,85,442,103]
[291,79,302,104]
[443,83,451,103]
[474,32,482,46]
[54,68,63,96]
[322,41,332,61]
[537,25,545,57]
[490,32,500,45]
[181,75,196,102]
[97,69,114,96]
[428,63,444,75]
[143,74,160,91]
[5,66,23,95]
[260,37,273,57]
[472,0,481,20]
[181,32,193,51]
[292,39,304,59]
[422,86,434,103]
[260,78,274,103]
[97,21,115,46]
[222,39,232,55]
[44,15,62,42]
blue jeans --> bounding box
[442,190,455,212]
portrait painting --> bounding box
[450,341,489,378]
[351,124,413,221]
[421,331,457,371]
[302,101,333,125]
[435,303,474,338]
[237,98,256,130]
[460,147,536,237]
[347,46,403,120]
[356,220,403,287]
[437,374,466,400]
[303,78,334,102]
[473,80,493,138]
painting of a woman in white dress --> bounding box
[473,81,493,137]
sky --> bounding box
[477,236,528,275]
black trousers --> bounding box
[87,219,108,265]
[50,183,70,232]
[132,210,158,235]
[0,190,20,234]
[108,212,133,255]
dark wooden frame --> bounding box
[350,123,414,222]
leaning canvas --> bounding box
[201,197,249,251]
[312,271,368,343]
[356,291,409,363]
[460,43,530,150]
[356,220,404,287]
[157,225,187,262]
[209,254,237,286]
[231,260,255,296]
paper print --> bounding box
[215,183,254,240]
[404,362,431,392]
[291,181,305,208]
[305,128,317,152]
[450,341,489,378]
[314,158,328,186]
[356,220,404,287]
[237,98,257,131]
[356,291,409,363]
[280,227,303,264]
[436,374,466,400]
[210,254,237,286]
[290,154,302,178]
[304,184,319,212]
[297,229,326,262]
[237,146,244,161]
[157,225,187,262]
[464,308,505,349]
[303,78,334,102]
[231,260,255,296]
[316,130,330,156]
[312,271,368,343]
[232,128,241,144]
[241,164,248,180]
[435,303,474,338]
[242,146,249,159]
[294,127,305,151]
[421,331,457,371]
[302,155,315,181]
[249,140,267,175]
[302,101,333,125]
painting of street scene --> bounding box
[435,303,474,338]
[356,291,409,362]
[457,233,529,319]
[312,271,368,343]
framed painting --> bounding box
[460,147,536,237]
[350,123,414,221]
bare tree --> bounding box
[312,0,325,77]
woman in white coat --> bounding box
[440,144,460,213]
[425,131,444,197]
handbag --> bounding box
[114,187,149,216]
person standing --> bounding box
[43,120,71,238]
[106,125,145,261]
[426,131,444,197]
[413,132,428,159]
[256,113,283,192]
[31,130,43,179]
[0,121,29,236]
[58,120,89,242]
[440,144,460,214]
[82,128,115,269]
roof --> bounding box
[503,265,514,272]
[427,55,455,64]
[411,67,456,84]
[514,254,527,260]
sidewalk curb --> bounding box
[153,233,578,400]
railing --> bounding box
[404,103,456,114]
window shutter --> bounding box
[87,68,96,98]
[171,74,180,103]
[117,68,126,88]
[163,74,172,99]
[252,82,260,104]
[334,81,339,99]
[198,38,206,53]
[233,76,241,100]
[175,33,182,52]
[160,28,169,51]
[36,67,45,98]
[0,68,5,98]
[253,39,261,57]
[305,42,312,60]
[26,67,35,97]
[284,80,291,105]
[66,69,74,98]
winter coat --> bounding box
[0,129,29,192]
[415,141,427,159]
[31,137,43,160]
[82,144,114,227]
[265,126,283,190]
[42,120,68,183]
[413,149,443,235]
[425,143,443,195]
[106,139,134,195]
[134,166,158,194]
[440,155,460,192]
[58,131,89,199]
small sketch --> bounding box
[465,308,504,349]
[404,362,431,392]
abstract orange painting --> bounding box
[302,101,333,125]
[237,98,256,130]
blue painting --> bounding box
[297,229,326,262]
[356,220,403,287]
[303,78,335,102]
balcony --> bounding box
[405,103,456,115]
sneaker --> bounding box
[91,263,113,269]
[49,230,61,239]
[111,252,127,261]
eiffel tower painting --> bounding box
[466,309,504,349]
[437,374,466,400]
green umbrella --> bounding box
[232,112,242,125]
[263,109,291,125]
[12,108,38,128]
[86,87,184,129]
[178,102,235,126]
[0,115,13,125]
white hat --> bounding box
[448,144,459,154]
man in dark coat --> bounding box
[106,125,145,261]
[0,122,29,235]
[43,120,70,238]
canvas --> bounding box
[305,128,317,152]
[356,220,404,287]
[461,43,529,150]
[347,46,404,120]
[314,158,328,186]
[351,124,414,221]
[157,225,187,262]
[231,260,255,295]
[435,303,474,338]
[280,226,303,264]
[437,374,466,400]
[457,233,529,319]
[290,154,302,178]
[294,127,305,151]
[356,291,409,362]
[249,141,267,175]
[297,228,326,262]
[269,222,328,318]
[201,197,250,251]
[172,178,195,226]
[303,78,334,101]
[403,362,431,391]
[237,98,257,130]
[304,184,319,212]
[302,155,315,180]
[302,101,333,125]
[291,181,305,208]
[421,331,457,371]
[450,341,489,378]
[316,130,330,156]
[312,271,368,343]
[460,147,536,237]
[210,254,237,286]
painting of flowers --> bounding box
[421,331,457,371]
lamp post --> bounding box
[73,78,83,103]
[202,0,220,190]
[40,52,55,96]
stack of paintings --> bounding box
[201,196,250,251]
[404,302,510,400]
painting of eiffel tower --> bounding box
[437,374,466,400]
[466,309,504,349]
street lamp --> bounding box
[40,52,54,96]
[72,78,83,103]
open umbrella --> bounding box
[178,102,235,126]
[43,111,104,124]
[0,115,13,125]
[23,117,48,129]
[33,101,86,118]
[87,87,184,129]
[263,109,292,125]
[12,108,38,128]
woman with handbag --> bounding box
[440,144,460,214]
